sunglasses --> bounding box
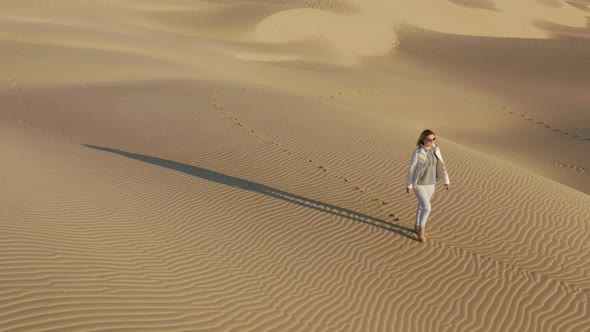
[425,137,436,142]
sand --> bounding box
[1,1,589,331]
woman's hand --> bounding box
[406,188,412,195]
[444,184,451,191]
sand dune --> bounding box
[1,1,589,331]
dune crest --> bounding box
[255,8,397,63]
[357,0,589,39]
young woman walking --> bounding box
[406,129,451,242]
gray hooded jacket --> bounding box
[406,144,450,189]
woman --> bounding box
[406,129,451,242]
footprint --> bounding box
[370,198,388,205]
[387,213,400,221]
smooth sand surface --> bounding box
[1,1,589,331]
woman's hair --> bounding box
[416,129,435,146]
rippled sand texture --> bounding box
[1,1,589,331]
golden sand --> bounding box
[1,1,589,331]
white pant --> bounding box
[414,184,435,228]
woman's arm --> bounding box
[435,147,451,186]
[406,149,419,191]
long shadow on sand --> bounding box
[84,144,414,240]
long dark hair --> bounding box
[416,129,435,146]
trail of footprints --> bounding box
[207,88,401,224]
[311,87,590,142]
[207,86,587,230]
[428,92,589,141]
[543,159,589,174]
[506,110,589,140]
[8,78,32,128]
